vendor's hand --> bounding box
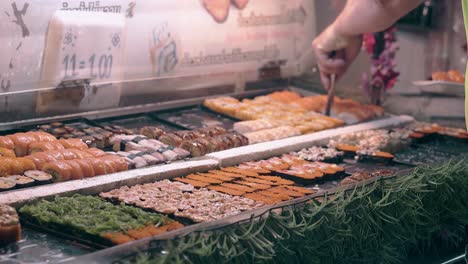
[312,25,363,90]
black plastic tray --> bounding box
[153,106,238,131]
[93,114,183,134]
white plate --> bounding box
[412,81,464,97]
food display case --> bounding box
[0,1,467,263]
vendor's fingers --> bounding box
[319,58,345,74]
[314,51,345,74]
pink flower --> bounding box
[363,33,376,54]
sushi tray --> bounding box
[2,128,464,263]
[94,114,183,135]
[154,106,238,130]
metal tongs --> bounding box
[325,74,336,116]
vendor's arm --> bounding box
[312,0,423,90]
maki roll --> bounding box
[171,147,191,159]
[74,160,96,178]
[85,159,107,176]
[0,136,15,150]
[84,148,107,157]
[59,138,88,150]
[90,134,106,149]
[7,133,36,157]
[24,170,53,185]
[159,133,183,147]
[140,126,166,140]
[0,178,16,192]
[28,141,65,154]
[67,149,93,159]
[0,205,21,246]
[180,140,208,157]
[156,147,179,161]
[101,155,129,172]
[129,151,160,166]
[6,175,36,188]
[63,160,85,180]
[0,147,16,158]
[42,161,73,182]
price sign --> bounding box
[40,10,126,87]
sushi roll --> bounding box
[157,147,179,161]
[42,161,73,182]
[159,133,183,147]
[81,136,97,148]
[0,205,21,246]
[84,148,107,157]
[63,160,85,180]
[0,178,16,192]
[74,160,96,178]
[130,156,148,169]
[140,126,166,140]
[180,140,208,157]
[85,159,107,176]
[6,175,36,188]
[24,170,53,185]
[129,151,159,166]
[0,136,15,150]
[30,131,57,142]
[89,134,106,149]
[67,149,92,159]
[175,131,199,141]
[171,147,191,159]
[7,133,36,157]
[28,141,64,154]
[0,147,16,158]
[124,142,149,152]
[58,138,88,150]
[101,155,129,172]
[147,151,168,163]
